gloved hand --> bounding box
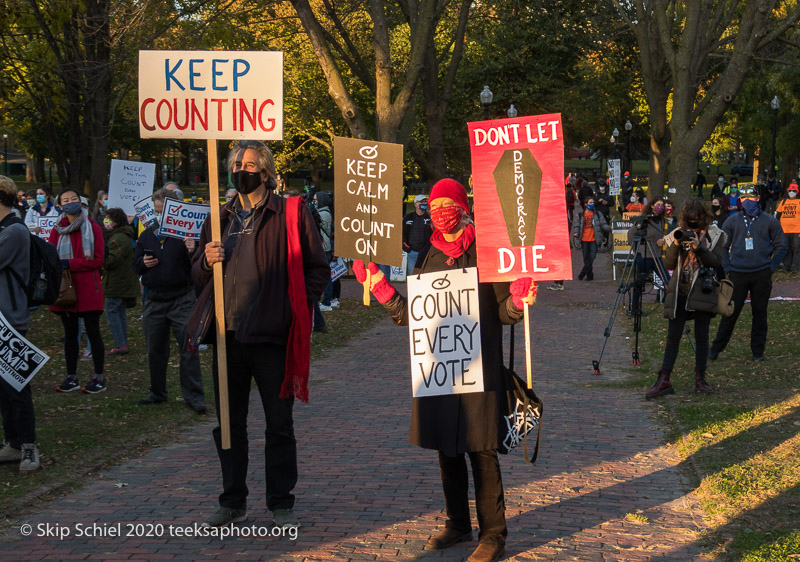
[353,260,396,303]
[510,277,538,309]
[60,259,70,270]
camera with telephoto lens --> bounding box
[700,267,715,294]
[672,229,696,242]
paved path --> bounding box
[1,250,719,560]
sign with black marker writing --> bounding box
[107,159,156,215]
[333,136,403,267]
[407,268,483,398]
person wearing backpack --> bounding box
[0,176,40,471]
[48,189,107,394]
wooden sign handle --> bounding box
[206,140,231,449]
[363,269,371,306]
[524,304,532,389]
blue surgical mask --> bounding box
[36,194,46,204]
[586,203,595,210]
[420,204,428,211]
[62,201,82,215]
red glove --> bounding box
[352,261,396,304]
[510,277,538,309]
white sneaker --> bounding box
[20,443,40,472]
[319,304,333,312]
[330,298,340,308]
[0,441,22,463]
[547,284,564,291]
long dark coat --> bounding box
[382,241,524,456]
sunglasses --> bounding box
[739,190,757,199]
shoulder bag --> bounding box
[53,270,77,309]
[497,365,543,464]
[715,278,735,317]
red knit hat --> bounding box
[429,179,470,212]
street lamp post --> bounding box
[480,85,493,120]
[624,120,632,174]
[507,104,517,119]
[2,134,7,176]
[770,95,780,173]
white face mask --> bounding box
[789,191,798,198]
[630,196,636,203]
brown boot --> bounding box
[467,542,505,562]
[645,369,675,400]
[695,369,713,393]
[426,527,472,550]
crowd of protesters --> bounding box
[0,160,794,562]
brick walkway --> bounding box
[1,249,723,560]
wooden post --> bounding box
[524,304,532,389]
[363,270,371,305]
[206,140,231,449]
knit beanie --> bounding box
[429,179,470,212]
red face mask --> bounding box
[430,205,463,233]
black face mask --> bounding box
[687,220,700,229]
[234,170,263,195]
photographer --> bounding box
[627,197,670,304]
[646,199,725,399]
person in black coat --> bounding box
[355,179,536,562]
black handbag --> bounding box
[497,365,543,463]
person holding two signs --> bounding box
[355,179,536,562]
[190,141,329,530]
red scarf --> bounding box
[280,197,312,402]
[430,224,476,265]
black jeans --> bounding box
[58,311,104,376]
[142,291,204,403]
[0,329,35,446]
[438,450,507,545]
[212,334,297,512]
[661,294,713,372]
[711,268,773,357]
[580,240,598,277]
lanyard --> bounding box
[743,213,759,237]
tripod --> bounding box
[592,219,694,374]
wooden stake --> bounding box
[363,269,371,306]
[206,140,231,449]
[524,304,532,389]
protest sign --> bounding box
[608,159,621,196]
[157,198,209,240]
[0,310,50,391]
[107,159,156,215]
[407,268,483,398]
[134,195,158,229]
[612,219,633,265]
[330,257,348,282]
[37,216,58,240]
[138,50,283,140]
[333,137,404,267]
[468,113,569,282]
[390,253,408,282]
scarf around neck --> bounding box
[55,208,95,261]
[430,223,476,265]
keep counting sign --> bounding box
[407,268,483,398]
[0,311,50,391]
[138,50,283,140]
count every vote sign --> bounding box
[157,198,210,241]
[407,268,483,398]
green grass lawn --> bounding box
[622,289,800,560]
[0,294,386,521]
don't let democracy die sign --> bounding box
[469,113,570,282]
[407,268,483,398]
